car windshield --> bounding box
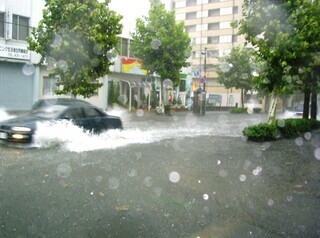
[0,0,319,238]
[31,105,66,119]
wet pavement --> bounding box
[0,110,319,237]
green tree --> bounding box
[108,80,115,106]
[238,0,320,123]
[216,47,254,108]
[28,0,122,98]
[130,1,191,107]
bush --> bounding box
[243,123,277,142]
[253,108,262,113]
[243,118,320,142]
[230,107,247,114]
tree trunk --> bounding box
[303,87,311,119]
[267,90,278,124]
[311,89,317,120]
[241,89,244,108]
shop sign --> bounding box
[0,44,30,60]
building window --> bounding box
[233,6,239,14]
[186,0,197,7]
[208,36,219,44]
[232,35,237,42]
[209,0,220,3]
[208,9,220,17]
[12,15,29,41]
[207,50,219,58]
[43,77,58,95]
[208,22,219,30]
[0,12,4,38]
[220,35,232,43]
[185,25,196,32]
[186,12,197,20]
[119,38,129,57]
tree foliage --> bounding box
[130,1,191,86]
[217,47,254,107]
[28,0,122,98]
[238,0,320,122]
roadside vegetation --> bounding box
[243,118,320,142]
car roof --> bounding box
[32,98,91,110]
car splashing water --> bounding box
[1,107,268,152]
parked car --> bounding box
[0,102,123,144]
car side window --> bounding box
[61,108,83,120]
[83,108,103,118]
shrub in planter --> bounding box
[253,108,262,113]
[230,107,248,114]
[277,118,320,138]
[164,105,171,115]
[243,123,277,142]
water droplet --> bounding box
[51,34,62,47]
[151,39,161,49]
[295,137,304,146]
[57,60,68,72]
[108,177,120,190]
[286,195,293,202]
[136,109,144,117]
[314,148,320,160]
[93,44,104,55]
[143,176,153,187]
[219,169,228,177]
[169,171,180,183]
[217,160,221,165]
[252,166,262,176]
[203,194,209,200]
[57,163,72,178]
[118,95,128,105]
[91,58,100,67]
[304,132,312,140]
[154,187,162,197]
[267,199,274,206]
[127,169,137,177]
[277,119,285,128]
[261,142,270,151]
[46,57,56,70]
[163,79,173,89]
[22,62,35,75]
[239,174,246,182]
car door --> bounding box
[82,107,107,133]
[60,107,87,130]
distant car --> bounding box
[0,103,123,144]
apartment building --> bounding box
[170,0,245,107]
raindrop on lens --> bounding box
[57,163,72,178]
[93,44,104,55]
[277,119,285,128]
[46,57,56,70]
[314,148,320,160]
[304,132,312,140]
[136,109,144,117]
[91,58,100,67]
[108,177,120,190]
[95,175,103,182]
[267,199,274,206]
[57,60,68,72]
[154,187,162,197]
[239,174,246,182]
[203,194,209,200]
[295,137,304,146]
[261,142,270,151]
[143,176,153,187]
[127,169,137,177]
[118,95,128,105]
[22,62,35,75]
[51,34,62,47]
[169,171,180,183]
[151,39,161,49]
[286,195,293,202]
[163,79,173,89]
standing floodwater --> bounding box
[0,110,319,237]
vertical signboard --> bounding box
[5,6,12,40]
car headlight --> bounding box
[11,126,32,132]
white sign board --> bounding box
[0,44,30,60]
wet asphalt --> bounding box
[0,111,319,238]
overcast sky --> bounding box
[109,0,151,37]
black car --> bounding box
[0,103,123,144]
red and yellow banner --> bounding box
[121,57,147,75]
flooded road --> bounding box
[0,110,319,237]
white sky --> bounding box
[109,0,151,37]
